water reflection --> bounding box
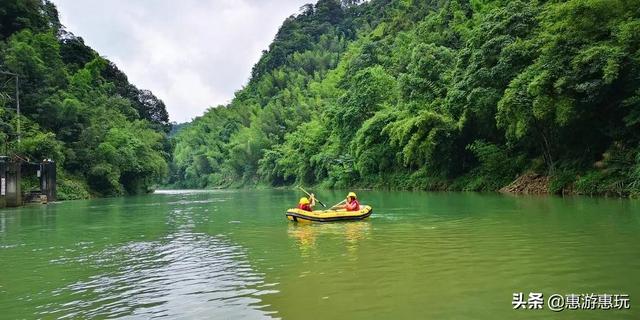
[39,232,277,319]
[2,190,639,319]
[287,222,371,257]
[287,224,317,253]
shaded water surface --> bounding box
[0,190,638,319]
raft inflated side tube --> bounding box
[285,205,373,223]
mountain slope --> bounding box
[172,0,640,196]
[0,0,171,199]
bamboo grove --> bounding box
[172,0,640,196]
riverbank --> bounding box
[164,168,640,199]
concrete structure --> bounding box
[39,160,56,202]
[0,156,6,208]
[0,157,56,208]
[5,160,21,207]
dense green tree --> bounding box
[171,0,640,196]
[0,0,171,198]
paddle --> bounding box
[330,199,346,209]
[297,186,327,207]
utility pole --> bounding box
[15,74,19,143]
[0,71,20,144]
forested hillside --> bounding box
[174,0,640,197]
[0,0,171,199]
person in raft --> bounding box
[337,192,360,211]
[298,194,316,212]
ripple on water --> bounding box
[38,233,278,319]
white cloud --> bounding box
[54,0,309,123]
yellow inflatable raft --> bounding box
[286,205,373,223]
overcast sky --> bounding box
[54,0,310,123]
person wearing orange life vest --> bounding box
[297,193,316,212]
[336,192,360,211]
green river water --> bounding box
[0,190,638,319]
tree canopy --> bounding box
[171,0,640,197]
[0,0,171,199]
